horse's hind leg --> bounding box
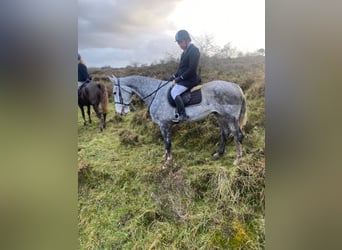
[228,118,244,165]
[213,117,229,160]
[92,104,104,132]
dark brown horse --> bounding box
[78,82,109,132]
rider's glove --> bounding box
[174,76,181,83]
[168,75,176,81]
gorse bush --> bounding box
[79,55,265,249]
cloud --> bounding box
[78,0,180,49]
[80,35,179,68]
[78,0,183,67]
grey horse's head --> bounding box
[108,75,131,115]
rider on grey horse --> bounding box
[168,30,201,123]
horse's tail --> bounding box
[98,83,109,113]
[239,90,248,130]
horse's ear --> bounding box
[108,75,117,82]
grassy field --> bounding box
[78,55,265,249]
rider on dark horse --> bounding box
[78,53,91,97]
[168,30,201,123]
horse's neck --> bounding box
[125,76,163,100]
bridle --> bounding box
[113,78,171,112]
[113,78,131,107]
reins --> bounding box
[143,80,170,111]
[141,80,169,100]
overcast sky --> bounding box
[78,0,265,68]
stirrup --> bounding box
[172,113,179,122]
[172,113,188,123]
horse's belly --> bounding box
[187,108,213,122]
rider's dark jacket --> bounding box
[173,43,201,89]
[78,63,90,82]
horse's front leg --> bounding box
[79,105,87,126]
[103,113,107,129]
[159,123,173,169]
[87,105,92,124]
[92,104,104,132]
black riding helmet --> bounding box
[175,30,191,42]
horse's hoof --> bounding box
[162,153,172,162]
[162,158,173,169]
[233,158,240,165]
[212,153,220,160]
[162,163,171,170]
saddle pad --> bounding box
[167,86,202,107]
[78,81,90,91]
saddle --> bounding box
[167,85,202,107]
[78,80,90,97]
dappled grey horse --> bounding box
[108,75,247,167]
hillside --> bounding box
[78,55,265,249]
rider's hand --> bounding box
[168,75,176,81]
[174,77,181,83]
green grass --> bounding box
[79,56,265,249]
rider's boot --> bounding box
[172,96,189,123]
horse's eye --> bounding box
[113,91,116,95]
